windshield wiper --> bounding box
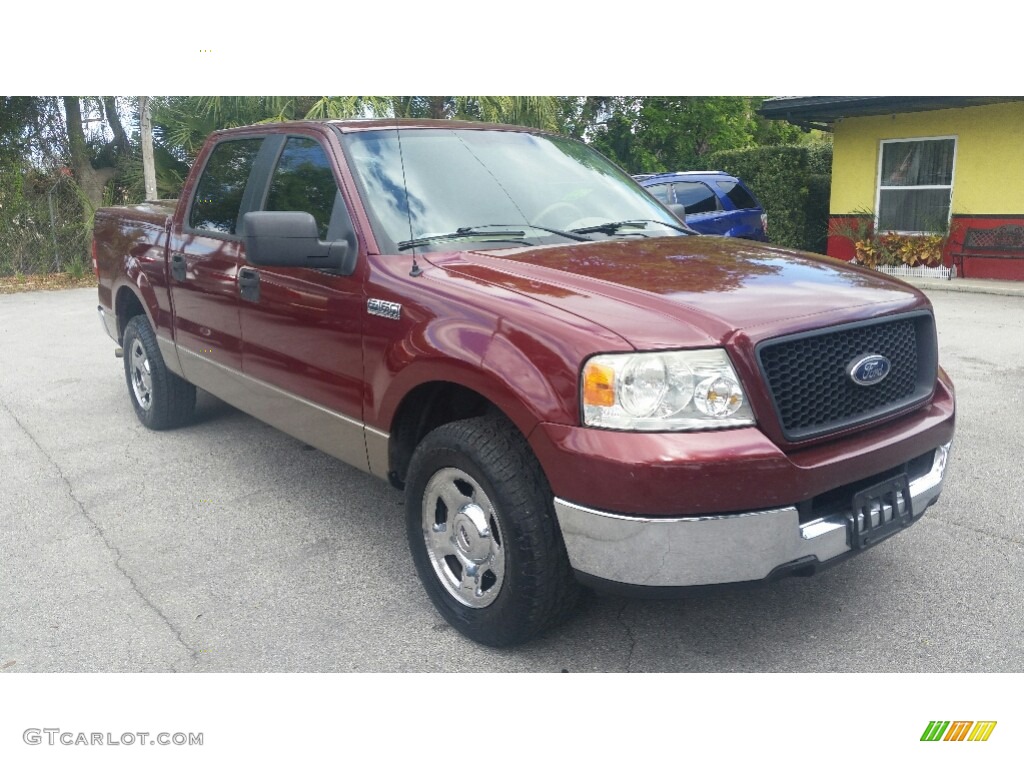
[570,220,649,236]
[519,223,595,242]
[397,227,527,251]
[458,223,594,243]
[570,219,693,236]
[398,223,595,251]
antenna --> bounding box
[395,126,422,277]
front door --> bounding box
[235,134,368,470]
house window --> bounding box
[877,137,955,233]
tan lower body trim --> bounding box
[177,346,388,477]
[156,334,185,377]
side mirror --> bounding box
[667,203,687,224]
[242,211,356,275]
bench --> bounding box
[951,224,1024,277]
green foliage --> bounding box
[805,172,832,253]
[0,97,40,164]
[585,97,758,172]
[0,161,89,276]
[579,97,827,175]
[704,144,833,253]
[455,97,560,131]
[64,254,89,280]
[115,141,189,200]
[751,111,806,147]
[383,96,560,129]
[153,96,296,162]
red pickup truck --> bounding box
[95,119,955,646]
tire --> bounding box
[405,414,580,647]
[122,315,196,430]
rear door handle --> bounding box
[170,253,187,282]
[238,267,260,303]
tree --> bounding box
[571,96,821,174]
[139,97,157,201]
[62,97,125,212]
[0,97,40,165]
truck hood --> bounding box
[424,236,930,349]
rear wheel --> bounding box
[405,414,580,646]
[122,315,195,430]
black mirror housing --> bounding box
[242,211,355,274]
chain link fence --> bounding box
[0,165,92,277]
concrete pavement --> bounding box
[901,275,1024,298]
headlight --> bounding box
[581,349,755,431]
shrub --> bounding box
[704,144,832,253]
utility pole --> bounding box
[139,97,157,201]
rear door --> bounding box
[671,180,728,235]
[168,135,267,382]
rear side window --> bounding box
[264,137,339,240]
[644,183,672,204]
[189,138,263,235]
[716,180,759,210]
[673,181,719,214]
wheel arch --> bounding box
[113,266,161,345]
[114,283,149,344]
[385,377,537,490]
[378,320,585,490]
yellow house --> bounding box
[761,97,1024,280]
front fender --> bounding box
[375,357,550,442]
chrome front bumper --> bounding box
[554,443,951,588]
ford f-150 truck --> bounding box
[94,119,956,646]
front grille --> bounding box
[757,313,937,441]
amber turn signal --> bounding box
[582,361,616,407]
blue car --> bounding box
[635,171,768,241]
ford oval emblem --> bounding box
[847,354,891,386]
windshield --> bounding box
[339,127,687,253]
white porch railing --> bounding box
[875,263,953,280]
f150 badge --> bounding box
[848,354,891,386]
[367,298,402,321]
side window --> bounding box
[715,180,759,210]
[672,181,719,214]
[645,183,672,205]
[189,138,263,235]
[265,137,339,240]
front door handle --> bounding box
[238,267,260,303]
[170,253,187,282]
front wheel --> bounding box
[405,414,580,646]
